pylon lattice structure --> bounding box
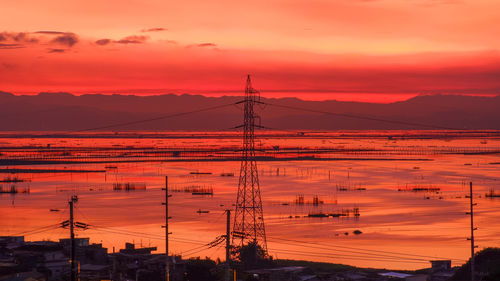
[232,75,268,253]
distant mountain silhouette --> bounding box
[0,91,499,130]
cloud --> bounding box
[95,36,152,46]
[0,32,38,43]
[141,27,166,32]
[116,35,148,44]
[34,31,66,35]
[0,43,25,49]
[196,43,217,48]
[50,33,78,47]
[95,38,112,46]
[11,32,37,43]
[47,48,66,53]
[184,42,221,51]
[184,42,220,51]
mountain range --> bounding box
[1,91,499,131]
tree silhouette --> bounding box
[232,241,274,270]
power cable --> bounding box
[263,101,464,130]
[270,248,430,264]
[9,223,62,236]
[38,102,238,135]
[267,236,465,262]
[267,238,458,262]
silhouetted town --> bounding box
[0,235,473,281]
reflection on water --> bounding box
[1,131,500,270]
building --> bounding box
[246,266,320,281]
[0,236,25,249]
[13,243,69,280]
[429,260,454,281]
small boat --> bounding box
[192,191,213,195]
[50,209,60,212]
[307,212,329,218]
[196,209,209,214]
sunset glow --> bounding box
[2,2,500,280]
[2,0,500,102]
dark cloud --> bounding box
[0,32,38,43]
[141,27,167,32]
[95,36,151,46]
[197,43,217,47]
[12,32,38,43]
[116,35,148,44]
[185,42,219,50]
[50,33,78,47]
[34,31,66,35]
[0,43,25,49]
[47,48,66,53]
[95,39,112,46]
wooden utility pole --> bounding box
[225,210,231,281]
[69,195,78,281]
[467,182,477,281]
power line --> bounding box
[181,244,212,256]
[87,224,456,261]
[270,248,430,264]
[44,102,237,134]
[18,220,464,265]
[9,223,62,237]
[262,101,464,130]
[271,248,429,263]
[267,236,465,262]
[87,226,164,240]
[87,225,212,246]
[267,239,431,262]
[76,103,237,132]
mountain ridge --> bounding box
[1,91,499,130]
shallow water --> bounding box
[1,131,500,270]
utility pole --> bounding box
[162,176,172,281]
[69,195,78,281]
[466,182,477,281]
[225,210,231,281]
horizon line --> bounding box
[1,90,499,104]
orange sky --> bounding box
[1,0,500,102]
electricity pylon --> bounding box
[232,75,268,253]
